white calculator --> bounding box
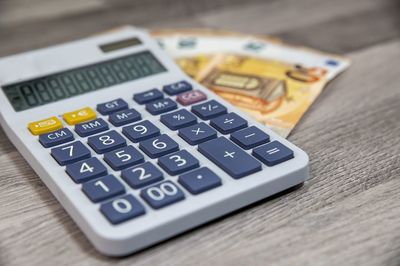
[0,27,309,256]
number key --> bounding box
[158,150,199,175]
[100,194,146,224]
[104,145,144,170]
[122,120,160,143]
[88,130,126,154]
[66,157,107,183]
[51,141,91,166]
[82,175,125,202]
[121,162,163,189]
[140,181,185,209]
[139,134,179,159]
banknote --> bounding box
[152,29,350,137]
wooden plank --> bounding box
[0,27,399,265]
[0,0,263,57]
[198,0,400,53]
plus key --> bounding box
[198,137,262,179]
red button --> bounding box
[176,90,207,106]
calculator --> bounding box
[0,26,309,256]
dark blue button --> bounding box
[96,98,128,115]
[252,141,294,166]
[82,175,125,203]
[139,134,179,159]
[108,108,141,127]
[104,145,144,170]
[51,141,91,166]
[198,137,262,179]
[230,126,270,149]
[122,120,160,143]
[66,157,107,183]
[191,100,227,120]
[140,181,185,209]
[178,122,217,145]
[160,109,197,130]
[39,128,74,148]
[87,130,126,154]
[158,150,199,175]
[121,162,164,189]
[145,98,177,115]
[163,80,192,95]
[210,112,248,134]
[178,167,222,195]
[100,194,146,224]
[133,89,163,104]
[75,118,109,137]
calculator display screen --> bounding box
[2,51,166,111]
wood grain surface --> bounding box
[0,0,399,265]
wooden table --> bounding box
[1,0,399,265]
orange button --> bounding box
[63,107,96,125]
[28,117,63,135]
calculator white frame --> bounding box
[0,26,309,256]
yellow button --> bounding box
[28,117,63,135]
[63,107,96,125]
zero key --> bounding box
[198,137,262,179]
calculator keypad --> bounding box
[39,128,74,148]
[252,141,294,166]
[198,137,262,179]
[97,98,128,115]
[140,181,185,209]
[75,118,109,137]
[178,167,222,195]
[82,174,125,202]
[160,109,197,130]
[158,150,199,175]
[139,134,179,159]
[191,100,227,120]
[51,141,91,166]
[178,122,217,145]
[35,80,296,225]
[163,80,192,95]
[176,90,207,106]
[122,120,160,142]
[146,98,177,115]
[230,126,270,149]
[63,107,96,125]
[66,157,107,183]
[133,89,163,104]
[100,194,145,224]
[108,108,141,127]
[121,162,164,189]
[104,145,144,171]
[210,112,248,134]
[88,130,126,154]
